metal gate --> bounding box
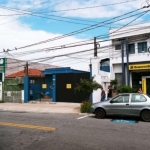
[56,73,90,103]
[3,91,22,103]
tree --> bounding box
[110,79,118,91]
[74,76,102,100]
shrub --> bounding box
[74,76,102,101]
[117,86,136,93]
[80,100,92,113]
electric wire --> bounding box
[2,6,147,52]
[0,0,139,16]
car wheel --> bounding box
[95,108,106,119]
[141,110,150,122]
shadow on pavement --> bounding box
[89,114,141,123]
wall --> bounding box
[91,58,110,103]
[110,35,150,86]
[45,75,53,98]
[4,78,24,91]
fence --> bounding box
[3,91,22,103]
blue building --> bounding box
[24,67,90,103]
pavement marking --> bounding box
[112,119,137,124]
[77,114,95,119]
[0,122,56,131]
[77,115,89,119]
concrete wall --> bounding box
[91,58,110,103]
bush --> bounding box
[80,100,92,113]
[117,86,136,93]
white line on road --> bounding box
[77,115,89,119]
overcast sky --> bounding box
[0,0,149,71]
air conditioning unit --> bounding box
[17,77,24,84]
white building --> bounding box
[91,22,150,103]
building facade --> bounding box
[91,22,150,103]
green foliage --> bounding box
[117,86,136,93]
[110,79,118,86]
[74,76,102,94]
[80,100,92,113]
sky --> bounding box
[0,0,149,72]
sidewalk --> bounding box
[0,102,80,114]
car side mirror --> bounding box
[110,101,113,103]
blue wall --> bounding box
[24,76,29,103]
[45,75,53,98]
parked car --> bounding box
[91,93,150,122]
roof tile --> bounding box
[6,68,44,78]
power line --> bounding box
[1,24,150,61]
[0,0,69,24]
[0,0,139,16]
[4,7,148,52]
[3,24,149,58]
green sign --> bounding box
[0,73,4,82]
[0,58,6,75]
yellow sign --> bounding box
[129,64,150,70]
[66,84,71,89]
[142,78,146,94]
[42,84,47,89]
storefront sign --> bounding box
[42,84,47,89]
[66,84,71,89]
[129,64,150,70]
[0,58,6,75]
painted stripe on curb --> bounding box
[0,122,56,131]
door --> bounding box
[105,94,130,115]
[56,73,90,103]
[130,94,147,116]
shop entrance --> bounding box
[141,76,150,95]
[132,72,150,94]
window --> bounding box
[138,42,147,53]
[128,44,135,54]
[100,59,110,72]
[30,79,35,84]
[115,73,122,87]
[111,95,129,103]
[115,44,121,50]
[131,94,147,102]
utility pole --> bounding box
[126,37,130,86]
[24,62,29,103]
[24,62,28,76]
[94,37,97,57]
[121,40,125,86]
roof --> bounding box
[6,58,59,76]
[6,68,44,78]
[109,22,150,40]
[42,67,89,75]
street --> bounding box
[0,110,150,150]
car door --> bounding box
[104,94,130,115]
[130,94,148,116]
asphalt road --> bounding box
[0,110,150,150]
